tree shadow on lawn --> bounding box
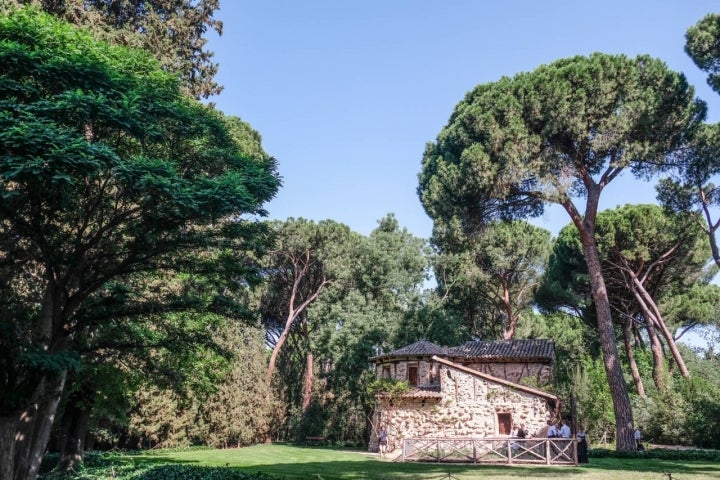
[221,459,720,480]
[586,458,720,477]
[40,450,198,476]
[124,446,720,480]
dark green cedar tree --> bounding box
[0,9,279,480]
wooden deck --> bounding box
[395,437,578,465]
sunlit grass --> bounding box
[115,444,720,480]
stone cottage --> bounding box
[369,339,559,451]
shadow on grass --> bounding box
[585,457,720,477]
[210,459,720,480]
[166,461,720,480]
[69,446,720,480]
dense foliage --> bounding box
[3,4,720,477]
[259,215,430,444]
[5,0,223,99]
[0,8,278,480]
[432,220,552,339]
[418,51,704,451]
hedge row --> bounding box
[590,448,720,462]
[132,466,284,480]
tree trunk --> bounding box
[13,403,37,480]
[622,318,646,397]
[699,188,720,268]
[581,235,636,451]
[56,387,92,472]
[302,351,314,412]
[632,291,667,390]
[630,274,690,378]
[266,316,294,386]
[265,276,328,385]
[0,415,17,480]
[501,279,515,340]
[646,318,666,391]
[13,370,67,480]
[25,371,67,480]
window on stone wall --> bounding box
[408,364,418,386]
[382,365,391,379]
[497,412,512,435]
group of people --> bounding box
[533,419,572,439]
[376,418,609,463]
[512,419,588,463]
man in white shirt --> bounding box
[559,419,571,439]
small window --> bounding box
[497,413,512,435]
[382,365,391,379]
[408,365,418,386]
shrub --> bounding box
[590,447,720,462]
[132,465,284,480]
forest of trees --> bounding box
[1,4,720,480]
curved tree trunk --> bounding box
[13,370,67,480]
[567,186,635,452]
[646,319,667,391]
[699,188,720,268]
[581,237,635,450]
[632,290,667,390]
[630,274,690,378]
[622,318,646,397]
[265,270,329,385]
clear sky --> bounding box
[207,1,720,240]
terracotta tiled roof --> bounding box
[445,339,555,363]
[371,340,447,361]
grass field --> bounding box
[82,444,720,480]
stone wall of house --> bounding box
[462,361,554,386]
[377,359,439,387]
[370,363,553,451]
[377,358,553,387]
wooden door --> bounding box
[408,365,418,386]
[498,412,512,435]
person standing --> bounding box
[548,421,560,438]
[559,419,571,439]
[577,429,589,463]
[534,420,553,458]
[378,425,389,458]
[535,420,552,438]
[510,425,520,453]
[634,426,644,450]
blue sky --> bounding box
[207,1,720,240]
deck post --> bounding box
[573,438,578,466]
[545,439,551,465]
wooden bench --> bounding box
[304,436,325,446]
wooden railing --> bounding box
[397,437,577,465]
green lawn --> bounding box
[83,444,720,480]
